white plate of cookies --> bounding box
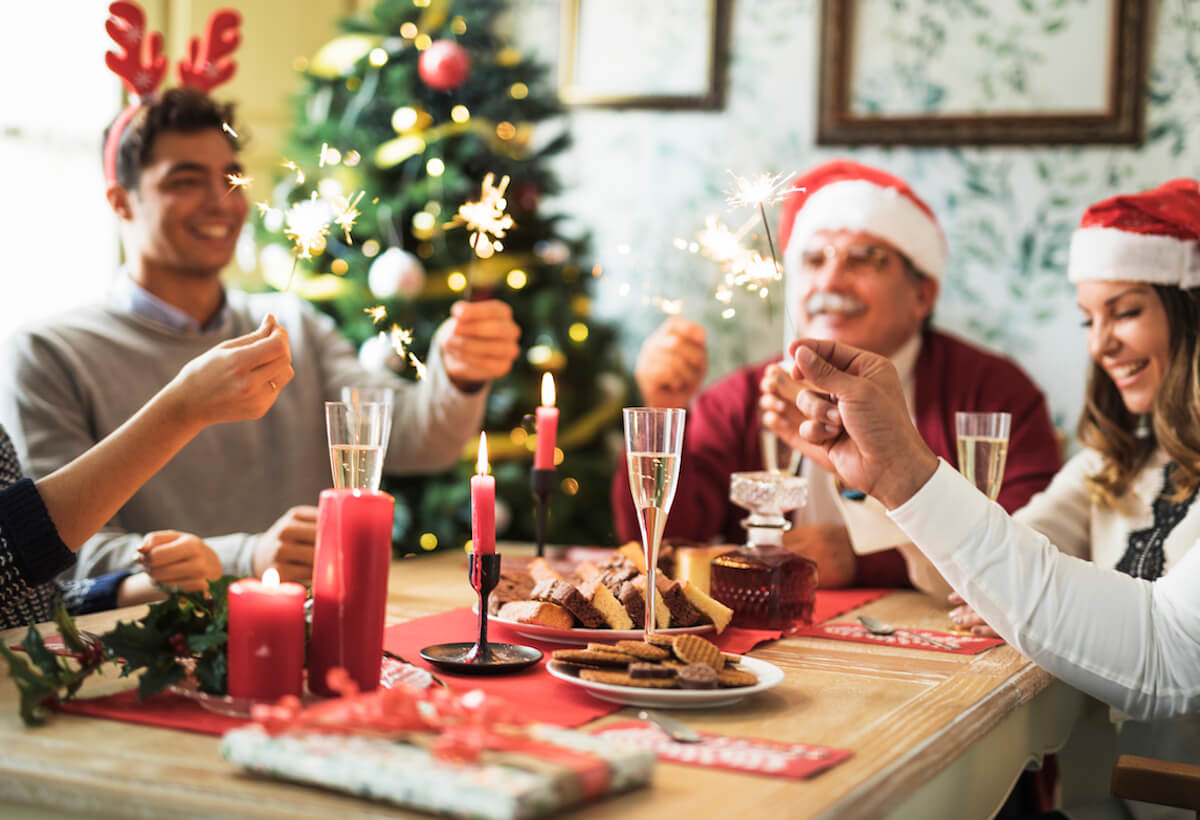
[488,547,733,646]
[546,633,783,709]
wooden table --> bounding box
[0,547,1083,819]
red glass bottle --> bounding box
[709,472,818,629]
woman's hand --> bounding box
[947,591,1001,637]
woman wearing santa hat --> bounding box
[787,178,1200,726]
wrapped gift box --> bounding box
[219,682,653,819]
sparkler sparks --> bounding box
[388,324,413,357]
[222,122,239,139]
[333,190,365,243]
[226,172,252,191]
[283,193,333,261]
[281,159,305,185]
[365,305,388,324]
[408,353,427,381]
[451,172,515,260]
[725,170,797,210]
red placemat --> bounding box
[52,588,892,735]
[790,622,1003,654]
[593,720,853,779]
[60,690,246,735]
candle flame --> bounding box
[263,567,281,586]
[477,432,489,475]
[541,372,555,407]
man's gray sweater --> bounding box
[0,288,487,579]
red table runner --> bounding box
[56,588,890,735]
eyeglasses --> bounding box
[800,244,894,274]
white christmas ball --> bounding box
[494,497,512,535]
[369,247,426,299]
[358,332,404,373]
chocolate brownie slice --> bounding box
[654,571,702,627]
[488,568,535,615]
[531,579,606,629]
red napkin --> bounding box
[59,690,246,735]
[790,622,1003,654]
[593,720,853,779]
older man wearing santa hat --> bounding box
[612,160,1061,590]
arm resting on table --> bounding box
[889,460,1200,721]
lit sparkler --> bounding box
[365,305,388,324]
[451,172,515,260]
[333,190,365,243]
[226,172,252,191]
[388,324,413,357]
[722,171,803,323]
[222,122,239,139]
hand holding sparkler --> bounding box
[758,360,810,458]
[634,317,708,409]
[439,300,521,391]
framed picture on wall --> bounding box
[816,0,1149,145]
[558,0,730,109]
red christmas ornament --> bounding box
[418,40,472,91]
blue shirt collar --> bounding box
[110,273,229,334]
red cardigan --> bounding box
[611,330,1063,586]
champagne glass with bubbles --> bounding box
[623,407,686,638]
[955,412,1011,501]
[325,401,389,491]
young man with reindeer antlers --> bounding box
[0,4,520,586]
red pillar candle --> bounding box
[227,568,306,700]
[533,372,559,470]
[471,432,496,555]
[309,488,395,696]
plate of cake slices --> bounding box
[546,632,783,708]
[486,546,733,646]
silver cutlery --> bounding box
[638,709,703,743]
[857,615,958,650]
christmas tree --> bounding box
[261,0,627,554]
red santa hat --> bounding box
[779,160,947,280]
[1068,179,1200,289]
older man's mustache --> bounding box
[805,292,867,317]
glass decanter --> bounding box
[709,471,819,629]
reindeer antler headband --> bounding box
[103,1,242,186]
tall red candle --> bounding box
[533,372,559,470]
[309,488,395,696]
[227,568,306,700]
[471,432,496,555]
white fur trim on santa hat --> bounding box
[1068,227,1200,288]
[782,179,947,281]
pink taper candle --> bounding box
[533,372,559,470]
[309,488,394,696]
[227,568,306,700]
[471,432,496,555]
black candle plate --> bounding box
[419,642,543,675]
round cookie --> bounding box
[716,667,759,688]
[676,664,718,689]
[615,640,671,661]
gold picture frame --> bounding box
[816,0,1150,146]
[559,0,730,110]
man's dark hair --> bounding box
[103,87,239,189]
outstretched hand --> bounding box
[787,338,938,510]
[167,314,294,429]
[635,317,707,408]
[440,300,521,390]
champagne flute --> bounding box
[622,407,686,638]
[325,401,388,490]
[954,412,1012,501]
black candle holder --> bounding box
[419,553,543,674]
[531,468,556,559]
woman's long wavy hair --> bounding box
[1077,285,1200,506]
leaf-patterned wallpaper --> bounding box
[508,0,1200,437]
